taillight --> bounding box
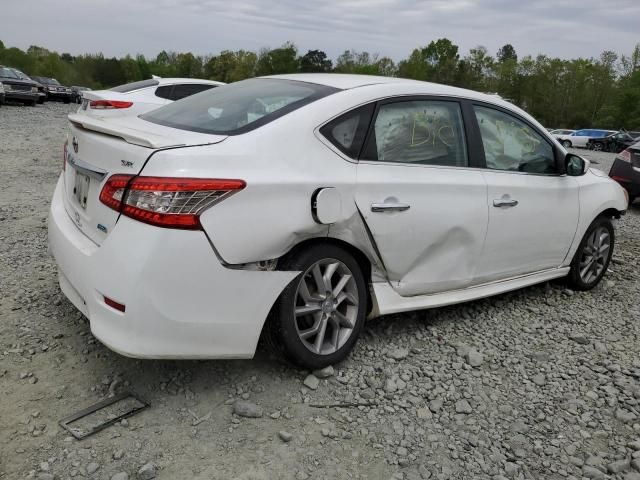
[99,175,246,230]
[89,100,133,109]
[63,140,67,171]
[618,149,632,163]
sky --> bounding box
[2,0,639,61]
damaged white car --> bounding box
[48,74,628,368]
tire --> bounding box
[268,244,368,369]
[592,142,604,151]
[37,97,45,104]
[63,98,70,104]
[30,100,37,107]
[567,216,614,291]
[562,140,572,148]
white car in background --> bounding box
[80,77,225,118]
[550,129,575,138]
[50,74,628,368]
[555,129,616,149]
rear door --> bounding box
[354,97,488,296]
[471,104,579,282]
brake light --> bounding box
[99,175,246,229]
[618,149,632,163]
[63,140,67,171]
[89,100,133,109]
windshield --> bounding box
[141,78,338,135]
[110,79,159,93]
[0,67,19,79]
[11,69,30,80]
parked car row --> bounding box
[550,128,640,153]
[0,64,91,107]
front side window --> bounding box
[361,100,468,167]
[474,106,556,174]
[142,78,338,135]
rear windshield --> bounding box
[141,78,339,135]
[111,79,159,93]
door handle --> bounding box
[371,202,411,213]
[493,199,519,208]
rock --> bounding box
[633,459,640,471]
[465,349,483,367]
[312,366,334,378]
[303,374,320,390]
[569,334,590,345]
[617,409,638,423]
[608,459,631,474]
[455,400,472,414]
[137,463,156,480]
[87,462,100,474]
[429,399,443,413]
[40,462,50,472]
[385,378,398,393]
[582,466,605,480]
[532,374,546,386]
[37,474,55,480]
[416,407,432,419]
[233,400,263,418]
[624,472,640,480]
[111,474,129,480]
[388,347,409,360]
[628,440,640,451]
[113,449,125,460]
[278,430,293,442]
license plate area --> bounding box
[74,171,91,210]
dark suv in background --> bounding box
[31,76,73,103]
[0,65,40,106]
[8,67,47,104]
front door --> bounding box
[355,98,488,296]
[471,104,580,283]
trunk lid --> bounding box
[63,114,227,245]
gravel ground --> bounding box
[1,102,639,480]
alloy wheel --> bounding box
[578,226,610,284]
[294,258,359,355]
[593,143,603,151]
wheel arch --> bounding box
[277,237,374,315]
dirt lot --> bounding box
[1,102,639,480]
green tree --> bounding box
[300,50,332,72]
[256,42,299,76]
[497,44,517,63]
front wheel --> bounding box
[268,244,367,369]
[592,142,604,151]
[567,216,614,290]
[562,140,572,148]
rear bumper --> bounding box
[609,158,640,196]
[48,175,298,359]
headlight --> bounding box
[3,84,11,91]
[32,87,38,93]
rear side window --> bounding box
[361,100,468,167]
[111,79,160,93]
[171,83,216,100]
[319,104,374,158]
[155,85,173,100]
[142,78,338,135]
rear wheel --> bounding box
[567,216,614,290]
[562,140,572,148]
[268,244,367,369]
[592,142,604,151]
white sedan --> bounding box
[79,77,225,118]
[49,74,628,368]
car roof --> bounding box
[267,73,521,112]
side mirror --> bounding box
[565,153,590,176]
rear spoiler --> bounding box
[68,113,185,149]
